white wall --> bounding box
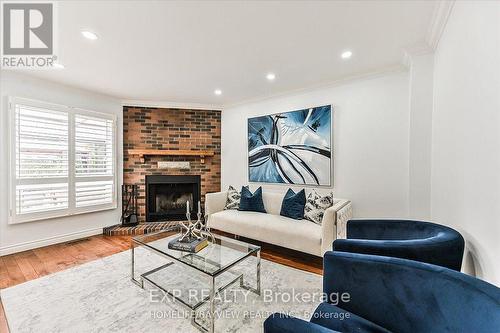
[222,72,410,218]
[408,54,433,220]
[0,71,123,255]
[431,1,500,285]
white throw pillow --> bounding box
[224,185,241,210]
[304,191,336,225]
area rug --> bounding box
[1,249,322,332]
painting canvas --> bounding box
[248,105,332,186]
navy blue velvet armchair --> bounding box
[264,252,500,333]
[333,219,465,271]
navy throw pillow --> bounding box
[280,188,306,220]
[238,186,266,213]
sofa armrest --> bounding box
[321,200,352,256]
[264,313,338,333]
[205,191,228,222]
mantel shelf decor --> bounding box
[127,149,215,163]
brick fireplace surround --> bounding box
[123,106,221,222]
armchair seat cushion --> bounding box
[264,314,339,333]
[263,303,391,333]
[311,302,391,333]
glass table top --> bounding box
[133,230,260,276]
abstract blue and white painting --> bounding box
[248,105,332,186]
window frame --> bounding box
[8,96,118,224]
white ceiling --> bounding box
[13,1,437,107]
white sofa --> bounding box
[205,190,352,257]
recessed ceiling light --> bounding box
[214,89,222,96]
[266,73,276,81]
[81,30,98,40]
[341,50,352,59]
[53,63,64,69]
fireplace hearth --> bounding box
[145,175,201,221]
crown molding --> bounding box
[223,64,406,109]
[124,66,406,111]
[426,0,455,50]
[401,0,454,68]
[122,100,222,111]
[1,70,121,101]
[402,42,434,68]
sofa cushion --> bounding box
[239,186,266,213]
[304,191,337,225]
[209,210,322,256]
[224,185,241,210]
[262,191,285,215]
[311,302,391,333]
[280,188,306,220]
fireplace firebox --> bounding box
[145,175,201,221]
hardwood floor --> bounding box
[0,232,322,333]
[0,302,7,333]
[0,235,132,333]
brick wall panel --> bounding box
[123,106,222,221]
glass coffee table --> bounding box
[131,230,261,333]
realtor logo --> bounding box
[1,2,57,68]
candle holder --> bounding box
[177,201,214,244]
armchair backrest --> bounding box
[337,219,465,270]
[323,252,500,333]
[346,219,460,240]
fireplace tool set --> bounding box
[121,185,139,227]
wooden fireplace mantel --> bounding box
[127,149,215,163]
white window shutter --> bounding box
[10,97,116,224]
[76,180,114,208]
[16,105,69,178]
[75,115,114,176]
[16,183,69,214]
[14,104,69,218]
[74,115,115,209]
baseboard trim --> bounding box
[0,227,103,256]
